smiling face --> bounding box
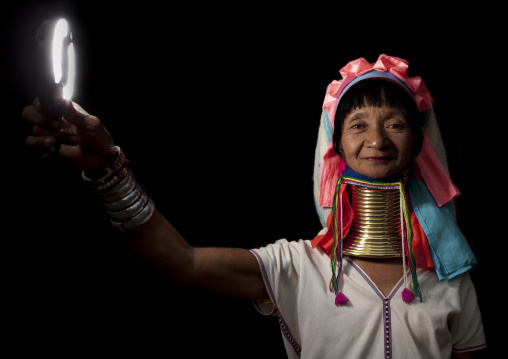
[332,79,423,179]
[340,105,414,179]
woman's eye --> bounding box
[387,121,408,130]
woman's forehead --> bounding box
[345,106,406,120]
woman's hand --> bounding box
[22,97,118,175]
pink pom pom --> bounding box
[337,159,347,176]
[402,288,415,303]
[335,292,348,306]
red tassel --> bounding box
[402,288,415,303]
[335,292,348,306]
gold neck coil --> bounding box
[342,185,403,257]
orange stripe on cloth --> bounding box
[311,183,353,256]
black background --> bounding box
[3,1,504,357]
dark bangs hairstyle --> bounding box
[332,78,424,162]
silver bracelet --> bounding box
[111,197,155,234]
[103,186,141,212]
[87,165,155,233]
[107,191,147,222]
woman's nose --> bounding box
[366,127,389,149]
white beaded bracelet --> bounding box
[82,146,126,186]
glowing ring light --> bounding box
[52,19,74,100]
[37,18,75,117]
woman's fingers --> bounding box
[22,100,64,131]
[60,100,89,124]
[26,124,80,147]
[25,134,56,147]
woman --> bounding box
[22,54,486,358]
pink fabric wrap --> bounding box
[415,133,459,207]
[318,54,457,208]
